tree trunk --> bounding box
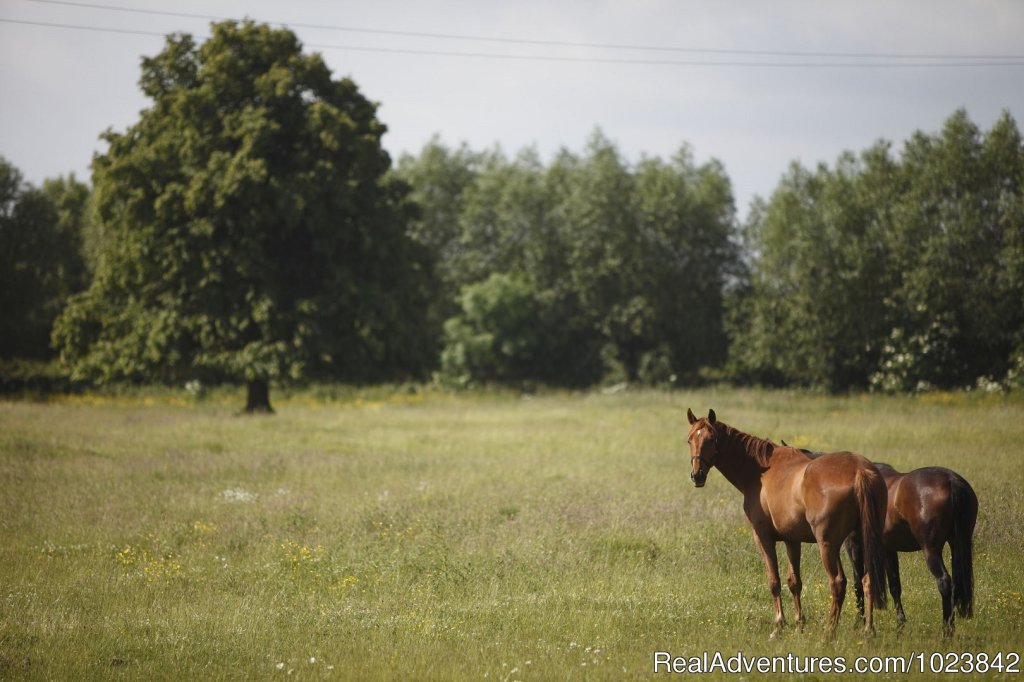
[243,378,274,414]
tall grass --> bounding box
[1,388,1022,679]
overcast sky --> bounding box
[2,0,1023,218]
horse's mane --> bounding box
[720,422,776,467]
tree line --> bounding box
[730,110,1024,393]
[395,133,737,388]
[2,21,1022,407]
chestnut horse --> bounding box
[847,464,977,636]
[687,409,888,635]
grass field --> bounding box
[1,386,1023,680]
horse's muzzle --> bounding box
[691,469,707,487]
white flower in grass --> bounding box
[221,487,257,503]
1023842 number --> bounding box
[916,652,1021,674]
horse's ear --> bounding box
[708,408,717,424]
[687,408,697,425]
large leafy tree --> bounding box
[54,21,434,411]
[630,148,738,381]
[0,157,89,360]
[395,138,482,294]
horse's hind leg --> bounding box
[784,541,805,628]
[886,550,906,629]
[923,545,954,636]
[845,534,865,625]
[817,540,847,637]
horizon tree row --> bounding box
[2,20,1022,401]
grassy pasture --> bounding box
[1,387,1022,680]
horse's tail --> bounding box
[855,466,888,610]
[949,473,978,619]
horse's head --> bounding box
[686,408,719,488]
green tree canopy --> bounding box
[53,20,435,411]
[886,110,1024,388]
[730,109,1024,392]
[399,131,738,387]
[0,157,89,360]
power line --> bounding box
[309,43,1024,68]
[1,16,167,38]
[17,0,1024,62]
[4,17,1024,69]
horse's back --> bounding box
[799,451,883,537]
[804,451,879,489]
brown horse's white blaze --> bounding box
[685,408,888,636]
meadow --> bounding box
[1,386,1022,680]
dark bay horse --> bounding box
[687,409,888,635]
[848,464,977,636]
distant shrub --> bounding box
[439,274,544,387]
[438,274,604,388]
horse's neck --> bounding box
[715,424,772,491]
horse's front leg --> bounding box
[752,528,785,636]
